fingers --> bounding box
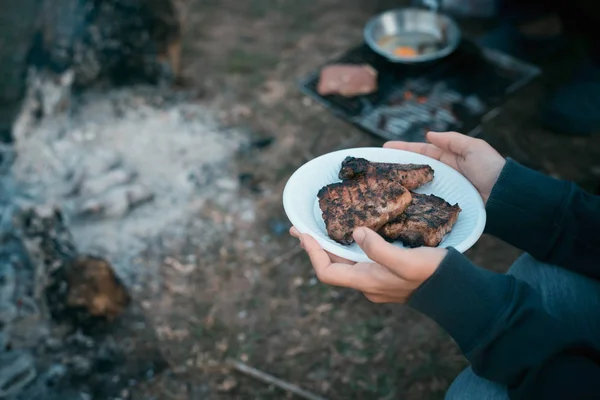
[425,131,478,158]
[383,141,444,161]
[300,233,333,272]
[353,228,408,273]
[363,292,388,303]
[327,251,355,265]
[300,234,375,289]
[290,227,354,265]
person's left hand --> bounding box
[290,226,447,303]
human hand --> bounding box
[290,226,446,303]
[384,131,506,203]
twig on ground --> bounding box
[260,246,303,269]
[227,359,329,400]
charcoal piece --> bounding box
[377,113,389,130]
[401,124,428,143]
[0,350,37,398]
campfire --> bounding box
[0,0,250,398]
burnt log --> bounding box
[1,205,167,399]
[46,255,131,326]
[0,0,184,142]
[17,206,130,330]
[30,0,184,88]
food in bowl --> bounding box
[364,8,461,63]
[376,32,447,58]
[317,157,461,247]
[316,64,378,97]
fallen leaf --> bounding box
[284,346,306,357]
[259,81,287,106]
[316,303,333,313]
[164,256,196,275]
[217,377,238,392]
[216,339,229,353]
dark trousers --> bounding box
[445,253,600,399]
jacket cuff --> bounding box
[484,158,571,257]
[408,248,514,352]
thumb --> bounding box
[426,131,475,157]
[353,227,406,267]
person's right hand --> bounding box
[384,131,506,204]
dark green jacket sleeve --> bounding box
[407,159,600,398]
[408,250,600,399]
[485,158,600,279]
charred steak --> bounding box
[318,171,412,245]
[339,157,434,190]
[378,192,461,247]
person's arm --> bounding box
[409,249,600,399]
[486,158,600,279]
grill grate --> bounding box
[299,40,541,142]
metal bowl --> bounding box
[364,8,461,64]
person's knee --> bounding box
[445,368,473,400]
[507,253,543,284]
[446,367,507,400]
[507,253,595,294]
[507,254,600,341]
[507,254,570,303]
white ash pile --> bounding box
[10,83,249,284]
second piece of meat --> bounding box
[378,192,461,247]
[318,171,412,245]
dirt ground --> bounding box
[133,1,600,399]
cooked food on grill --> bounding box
[377,32,446,57]
[316,64,378,97]
[393,46,418,57]
[317,172,412,245]
[378,192,461,247]
[339,157,434,190]
[317,158,460,248]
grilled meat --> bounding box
[318,171,412,245]
[379,192,461,247]
[339,157,434,190]
[317,64,378,97]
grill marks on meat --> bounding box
[339,157,434,190]
[379,192,461,247]
[318,171,412,245]
[319,158,460,247]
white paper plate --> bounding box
[283,147,486,263]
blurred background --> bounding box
[1,0,599,399]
